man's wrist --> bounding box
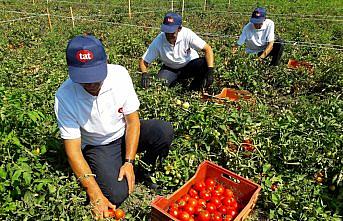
[125,159,135,164]
[86,186,104,202]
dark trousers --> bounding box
[157,57,209,90]
[258,37,284,66]
[82,119,173,207]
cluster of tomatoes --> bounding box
[108,208,125,220]
[168,178,239,221]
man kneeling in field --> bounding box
[54,35,173,219]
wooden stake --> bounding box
[204,0,206,11]
[182,0,185,17]
[128,0,132,19]
[171,0,173,11]
[46,7,52,30]
[70,7,75,28]
[33,0,35,4]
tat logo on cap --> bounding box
[76,50,94,63]
[167,17,174,24]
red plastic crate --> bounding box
[151,160,261,221]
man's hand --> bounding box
[91,194,116,220]
[202,67,214,89]
[118,162,135,194]
[141,73,151,88]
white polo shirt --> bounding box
[142,27,207,69]
[237,19,275,54]
[54,64,140,147]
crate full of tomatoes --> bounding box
[151,161,261,221]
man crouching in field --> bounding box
[54,35,173,219]
[232,7,284,66]
[139,12,215,91]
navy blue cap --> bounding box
[161,12,182,33]
[250,7,266,24]
[66,35,107,83]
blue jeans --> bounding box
[158,57,209,90]
[82,119,173,206]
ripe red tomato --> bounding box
[210,196,222,207]
[198,210,211,221]
[215,184,225,194]
[242,139,255,151]
[230,199,238,210]
[206,185,215,192]
[206,202,217,213]
[217,205,228,215]
[189,217,195,221]
[222,197,233,207]
[193,181,206,192]
[169,202,178,210]
[108,208,115,217]
[205,178,216,188]
[184,204,195,215]
[194,205,204,215]
[169,208,179,218]
[183,194,191,202]
[114,209,125,220]
[199,190,211,201]
[188,188,198,197]
[177,198,187,208]
[198,198,207,208]
[212,188,222,197]
[178,211,191,221]
[223,189,233,198]
[194,195,200,200]
[227,208,237,218]
[212,211,223,221]
[188,198,198,207]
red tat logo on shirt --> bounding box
[76,50,94,63]
[118,107,123,113]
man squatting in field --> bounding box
[140,12,215,91]
[54,35,174,219]
[232,7,284,66]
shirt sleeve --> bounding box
[265,21,275,43]
[189,30,206,50]
[54,95,81,140]
[237,27,247,46]
[142,37,159,64]
[122,70,140,115]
